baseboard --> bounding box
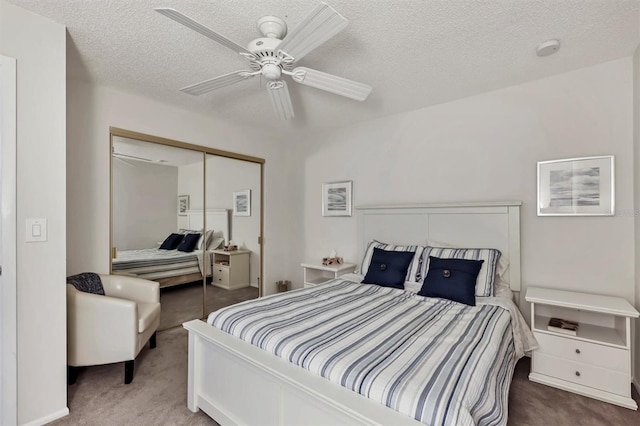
[22,407,69,426]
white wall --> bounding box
[300,58,635,319]
[0,1,67,424]
[112,159,178,250]
[67,79,298,295]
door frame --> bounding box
[0,54,18,426]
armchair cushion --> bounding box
[67,272,104,296]
[138,302,161,333]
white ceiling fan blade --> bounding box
[266,80,294,120]
[276,2,348,63]
[180,71,256,95]
[290,67,372,101]
[155,8,254,56]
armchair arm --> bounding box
[67,285,138,365]
[100,274,159,304]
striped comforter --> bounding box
[112,248,207,279]
[208,280,521,426]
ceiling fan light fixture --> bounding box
[261,63,282,80]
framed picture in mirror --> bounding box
[178,194,189,216]
[233,189,251,217]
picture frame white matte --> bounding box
[233,190,251,217]
[537,156,614,216]
[322,181,352,217]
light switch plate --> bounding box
[26,218,47,242]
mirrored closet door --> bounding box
[111,135,205,330]
[110,128,264,331]
[205,154,261,313]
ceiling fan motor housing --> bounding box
[247,37,282,56]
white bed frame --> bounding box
[183,202,521,425]
[186,209,230,244]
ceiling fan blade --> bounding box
[266,80,294,120]
[155,8,254,56]
[276,2,348,63]
[290,67,372,101]
[180,71,256,95]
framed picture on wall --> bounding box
[537,156,614,216]
[322,181,352,217]
[233,190,251,217]
[178,195,189,216]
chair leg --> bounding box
[68,366,79,385]
[150,331,157,349]
[124,360,134,384]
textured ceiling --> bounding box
[8,0,640,135]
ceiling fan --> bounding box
[155,2,372,120]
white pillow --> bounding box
[427,239,509,279]
[419,246,501,297]
[427,239,512,298]
[207,231,225,250]
[359,240,426,282]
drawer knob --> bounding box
[575,349,581,354]
[575,371,581,377]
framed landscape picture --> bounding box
[322,181,352,217]
[233,189,251,217]
[537,156,614,216]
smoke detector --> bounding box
[536,39,561,57]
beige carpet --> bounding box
[53,327,640,425]
[159,282,258,330]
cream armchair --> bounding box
[67,274,161,384]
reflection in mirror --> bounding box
[111,136,205,330]
[204,154,260,315]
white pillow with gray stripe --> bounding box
[417,246,501,297]
[359,240,425,283]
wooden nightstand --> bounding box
[525,286,639,410]
[301,263,356,288]
[211,249,250,290]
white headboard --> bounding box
[186,209,230,243]
[356,202,521,291]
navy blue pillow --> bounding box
[361,247,415,289]
[159,233,184,250]
[177,232,201,252]
[418,256,484,306]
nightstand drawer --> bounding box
[534,332,628,373]
[213,265,230,286]
[533,352,629,397]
